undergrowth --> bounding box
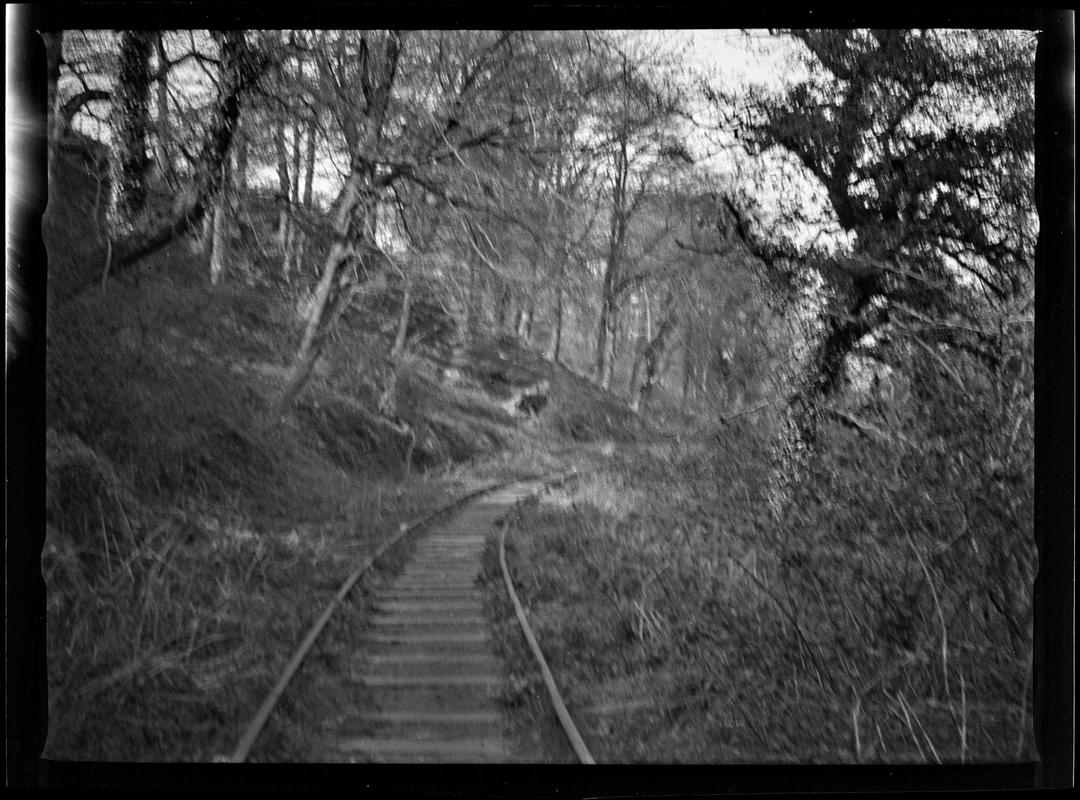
[501,391,1035,763]
[42,145,575,762]
[43,429,453,761]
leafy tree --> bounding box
[708,29,1035,449]
[697,29,1037,759]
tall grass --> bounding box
[43,427,460,761]
[498,385,1034,763]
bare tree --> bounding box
[275,113,290,252]
[94,31,269,288]
[107,31,154,236]
[153,32,171,180]
[268,30,403,423]
[591,43,684,390]
[209,156,231,285]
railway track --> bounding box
[224,470,592,764]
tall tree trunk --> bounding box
[98,32,264,288]
[269,186,373,423]
[297,231,307,275]
[209,201,228,284]
[278,122,294,280]
[596,240,627,391]
[303,119,317,207]
[282,216,295,281]
[108,31,155,237]
[790,302,886,448]
[268,31,402,425]
[608,310,620,390]
[627,297,649,402]
[597,127,630,391]
[233,116,248,194]
[638,313,677,413]
[595,265,613,386]
[282,116,306,278]
[547,153,570,364]
[291,118,303,206]
[154,33,171,180]
[596,299,617,390]
[231,113,247,236]
[596,297,611,385]
[209,157,231,284]
[275,115,289,248]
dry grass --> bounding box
[494,404,1034,763]
[42,426,459,761]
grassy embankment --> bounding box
[487,400,1035,763]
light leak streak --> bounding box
[6,6,34,369]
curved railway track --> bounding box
[223,469,592,764]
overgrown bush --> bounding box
[759,326,1036,763]
[502,326,1034,762]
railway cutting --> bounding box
[323,482,544,763]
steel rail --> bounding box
[498,469,595,765]
[222,469,574,763]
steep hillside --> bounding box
[45,145,632,490]
[42,142,634,761]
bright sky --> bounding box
[672,30,847,253]
[260,30,812,213]
[61,29,837,244]
[682,29,801,86]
